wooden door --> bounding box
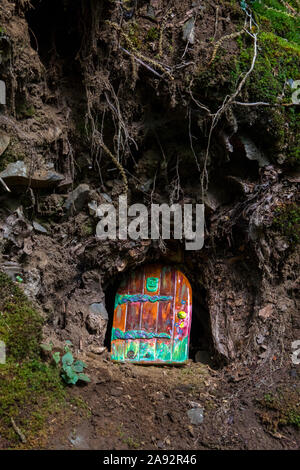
[111,265,192,364]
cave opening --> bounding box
[25,0,83,68]
[103,261,214,366]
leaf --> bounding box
[73,360,87,370]
[61,372,78,385]
[41,343,53,352]
[52,352,60,365]
[62,364,73,376]
[62,365,79,384]
[62,351,74,366]
[77,373,91,383]
[64,340,73,352]
[73,363,84,373]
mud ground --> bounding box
[39,354,299,451]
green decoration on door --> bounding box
[146,277,159,292]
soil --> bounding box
[0,0,299,451]
[39,353,299,451]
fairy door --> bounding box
[111,265,192,364]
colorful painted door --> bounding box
[111,265,192,364]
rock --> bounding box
[68,433,90,450]
[88,200,98,216]
[33,221,48,234]
[183,18,195,44]
[22,268,41,299]
[187,407,204,425]
[228,415,234,425]
[86,303,108,335]
[0,161,64,189]
[57,176,73,191]
[0,261,22,281]
[64,184,90,214]
[258,304,273,320]
[110,388,123,397]
[89,302,109,321]
[0,209,33,247]
[146,5,156,20]
[239,134,269,167]
[274,236,289,252]
[0,160,27,178]
[90,346,106,355]
[188,401,202,409]
[86,302,108,336]
[0,132,10,156]
[256,334,265,345]
[100,193,112,203]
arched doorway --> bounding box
[111,264,192,364]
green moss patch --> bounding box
[272,202,300,245]
[259,387,300,432]
[252,0,300,45]
[0,272,66,447]
[233,31,300,103]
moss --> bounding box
[252,1,300,45]
[16,99,36,120]
[259,387,300,432]
[284,107,300,166]
[0,272,43,360]
[272,202,300,244]
[146,27,159,42]
[0,139,25,172]
[232,32,300,103]
[78,217,95,238]
[127,22,142,49]
[193,1,299,156]
[0,272,66,446]
[0,360,65,444]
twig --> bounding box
[188,107,202,175]
[213,6,219,40]
[202,10,259,197]
[208,29,245,66]
[108,21,174,81]
[100,140,128,194]
[0,176,11,192]
[189,89,212,115]
[120,46,163,78]
[233,101,298,107]
[159,7,173,57]
[11,417,26,443]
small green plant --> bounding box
[273,202,300,244]
[146,27,159,42]
[41,341,91,385]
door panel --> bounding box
[139,264,161,361]
[111,265,192,364]
[172,272,192,362]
